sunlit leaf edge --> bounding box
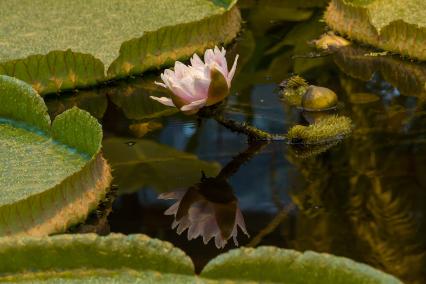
[0,75,112,236]
[201,246,403,284]
[0,1,241,96]
[325,0,426,60]
[0,234,402,283]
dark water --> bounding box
[46,1,426,283]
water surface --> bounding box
[46,1,426,282]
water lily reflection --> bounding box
[159,175,248,249]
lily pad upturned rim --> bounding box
[0,233,403,283]
[0,0,241,95]
[0,75,111,236]
[325,0,426,60]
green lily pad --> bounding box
[0,234,194,283]
[0,0,241,95]
[349,92,381,104]
[325,0,426,60]
[201,246,402,283]
[0,234,402,283]
[102,137,221,194]
[0,75,111,236]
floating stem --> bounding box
[214,115,277,141]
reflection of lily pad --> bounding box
[0,76,111,236]
[267,14,328,74]
[0,234,402,283]
[249,2,313,34]
[108,78,179,120]
[332,44,426,97]
[0,0,240,95]
[325,0,426,60]
[129,121,163,138]
[103,137,221,194]
[349,92,381,104]
[45,90,108,120]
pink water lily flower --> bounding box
[151,46,239,114]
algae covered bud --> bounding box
[280,75,309,106]
[301,85,338,111]
[280,76,338,111]
[287,115,352,144]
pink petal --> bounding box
[193,76,210,99]
[158,190,186,200]
[176,217,190,235]
[220,47,226,57]
[154,81,167,88]
[174,61,190,79]
[171,220,179,230]
[202,217,219,244]
[180,98,207,112]
[161,70,176,89]
[216,57,229,77]
[190,54,205,68]
[188,220,203,240]
[215,235,227,249]
[149,96,175,107]
[204,48,215,65]
[169,84,194,102]
[236,207,249,236]
[227,54,239,85]
[179,76,198,98]
[164,202,180,216]
[207,47,228,77]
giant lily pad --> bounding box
[325,0,426,60]
[103,137,221,194]
[0,233,402,283]
[201,246,402,283]
[0,75,111,236]
[0,0,241,95]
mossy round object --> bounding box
[302,85,338,111]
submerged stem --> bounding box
[247,203,296,247]
[217,141,268,180]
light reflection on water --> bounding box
[45,1,426,282]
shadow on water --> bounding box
[45,0,426,282]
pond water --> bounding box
[45,1,426,283]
